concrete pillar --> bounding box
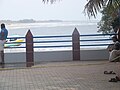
[72,28,80,61]
[26,30,34,67]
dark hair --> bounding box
[115,42,120,50]
[1,23,5,29]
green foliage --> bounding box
[97,6,113,34]
[97,6,120,34]
[97,20,113,34]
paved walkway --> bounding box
[0,61,120,90]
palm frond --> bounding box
[84,0,120,18]
[84,0,105,18]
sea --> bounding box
[5,21,112,52]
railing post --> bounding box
[72,28,80,61]
[1,50,4,68]
[117,28,120,41]
[26,30,34,67]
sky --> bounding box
[0,0,102,21]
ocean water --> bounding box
[7,21,99,36]
[5,21,112,52]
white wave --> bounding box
[7,21,97,29]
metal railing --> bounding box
[3,28,116,67]
[5,33,114,48]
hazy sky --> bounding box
[0,0,101,21]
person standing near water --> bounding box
[0,23,8,65]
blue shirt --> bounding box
[0,28,8,40]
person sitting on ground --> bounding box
[106,17,120,82]
[107,36,120,62]
[107,36,118,52]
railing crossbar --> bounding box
[34,45,72,48]
[33,35,72,38]
[5,46,26,48]
[80,44,109,46]
[80,39,111,42]
[34,40,72,43]
[80,34,116,36]
[7,36,25,39]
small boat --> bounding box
[5,35,24,47]
[5,39,24,47]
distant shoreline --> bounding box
[0,19,99,24]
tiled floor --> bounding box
[0,61,120,90]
